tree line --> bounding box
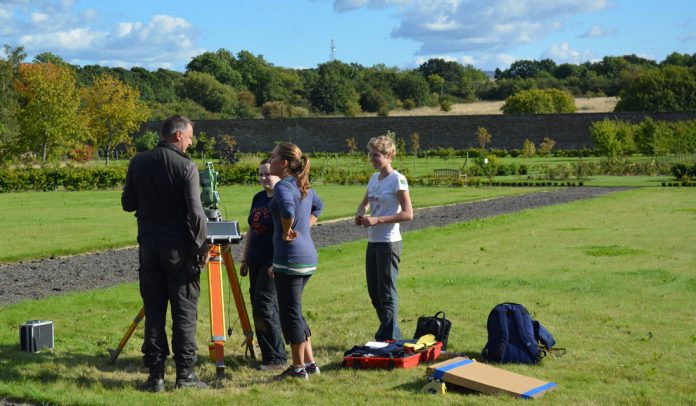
[2,44,696,164]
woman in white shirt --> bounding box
[354,135,413,341]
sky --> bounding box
[1,0,695,72]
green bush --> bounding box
[671,162,696,181]
[501,88,576,114]
[215,163,258,185]
[261,101,291,118]
[134,131,159,152]
[439,96,453,112]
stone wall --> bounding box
[139,111,696,153]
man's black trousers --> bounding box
[138,236,201,371]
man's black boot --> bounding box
[175,369,208,389]
[139,365,165,393]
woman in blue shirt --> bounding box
[268,142,323,380]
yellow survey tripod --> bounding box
[108,162,255,381]
[107,220,256,379]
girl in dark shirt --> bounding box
[240,160,287,370]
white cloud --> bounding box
[20,28,101,51]
[581,24,615,37]
[389,0,611,54]
[30,12,49,24]
[541,42,593,64]
[335,0,611,68]
[0,2,202,70]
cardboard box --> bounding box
[19,320,54,353]
[426,357,556,399]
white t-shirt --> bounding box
[366,170,409,243]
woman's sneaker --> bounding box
[305,362,321,375]
[274,366,308,381]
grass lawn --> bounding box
[0,185,537,263]
[0,188,694,404]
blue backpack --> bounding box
[482,303,556,364]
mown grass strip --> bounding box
[0,185,536,263]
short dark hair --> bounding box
[161,115,193,139]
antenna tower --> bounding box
[330,37,336,61]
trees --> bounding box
[501,89,576,114]
[186,49,243,89]
[538,137,556,155]
[418,58,489,100]
[177,71,238,116]
[660,52,696,68]
[615,65,696,112]
[395,72,429,106]
[310,61,359,114]
[0,45,25,163]
[476,127,492,152]
[522,139,536,157]
[15,62,86,161]
[495,59,557,80]
[80,74,149,165]
[589,119,638,160]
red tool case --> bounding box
[342,341,442,369]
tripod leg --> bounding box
[207,245,227,380]
[107,307,145,365]
[220,244,256,360]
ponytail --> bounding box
[296,155,310,199]
[275,142,311,198]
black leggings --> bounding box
[274,273,312,344]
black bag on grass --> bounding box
[413,311,452,350]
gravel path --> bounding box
[0,187,626,306]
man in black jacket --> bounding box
[122,115,209,391]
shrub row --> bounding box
[0,163,263,193]
[487,181,583,187]
[464,162,529,177]
[544,160,674,180]
[0,166,127,192]
[416,147,598,159]
[661,182,696,187]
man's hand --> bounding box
[266,266,274,279]
[197,253,210,267]
[240,261,248,277]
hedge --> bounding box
[0,163,265,193]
